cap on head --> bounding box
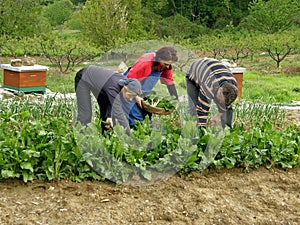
[118,78,142,95]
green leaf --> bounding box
[21,162,34,172]
[1,170,15,179]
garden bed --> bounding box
[0,82,299,224]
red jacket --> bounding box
[126,52,175,85]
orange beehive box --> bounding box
[1,64,49,93]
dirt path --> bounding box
[0,166,299,225]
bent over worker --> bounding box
[186,58,238,129]
[75,65,142,134]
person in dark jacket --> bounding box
[186,58,238,129]
[75,65,142,134]
[123,46,179,125]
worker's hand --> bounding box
[135,95,143,108]
[210,112,223,127]
[105,118,113,130]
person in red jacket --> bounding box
[124,46,178,125]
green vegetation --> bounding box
[1,57,300,183]
[0,0,299,70]
[143,95,177,111]
[241,0,300,34]
[0,0,300,184]
[0,95,298,184]
[1,54,300,184]
[46,71,75,93]
[242,72,300,104]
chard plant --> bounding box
[0,94,299,184]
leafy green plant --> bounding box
[0,66,300,184]
[214,122,300,171]
[143,94,177,111]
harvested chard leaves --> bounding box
[144,95,177,111]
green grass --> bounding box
[46,70,75,93]
[242,71,300,104]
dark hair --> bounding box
[222,82,238,106]
[155,46,178,62]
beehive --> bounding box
[1,64,49,93]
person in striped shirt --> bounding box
[186,58,238,129]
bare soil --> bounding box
[284,109,300,129]
[0,167,299,225]
[0,111,299,225]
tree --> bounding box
[257,31,300,68]
[0,0,49,38]
[209,31,254,63]
[38,33,101,73]
[81,0,147,50]
[43,0,73,28]
[158,14,207,39]
[240,0,300,34]
[122,0,147,41]
[162,0,252,29]
[80,0,128,50]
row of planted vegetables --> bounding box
[0,95,299,184]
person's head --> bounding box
[118,78,142,101]
[155,46,178,69]
[216,82,238,107]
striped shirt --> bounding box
[186,58,237,127]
